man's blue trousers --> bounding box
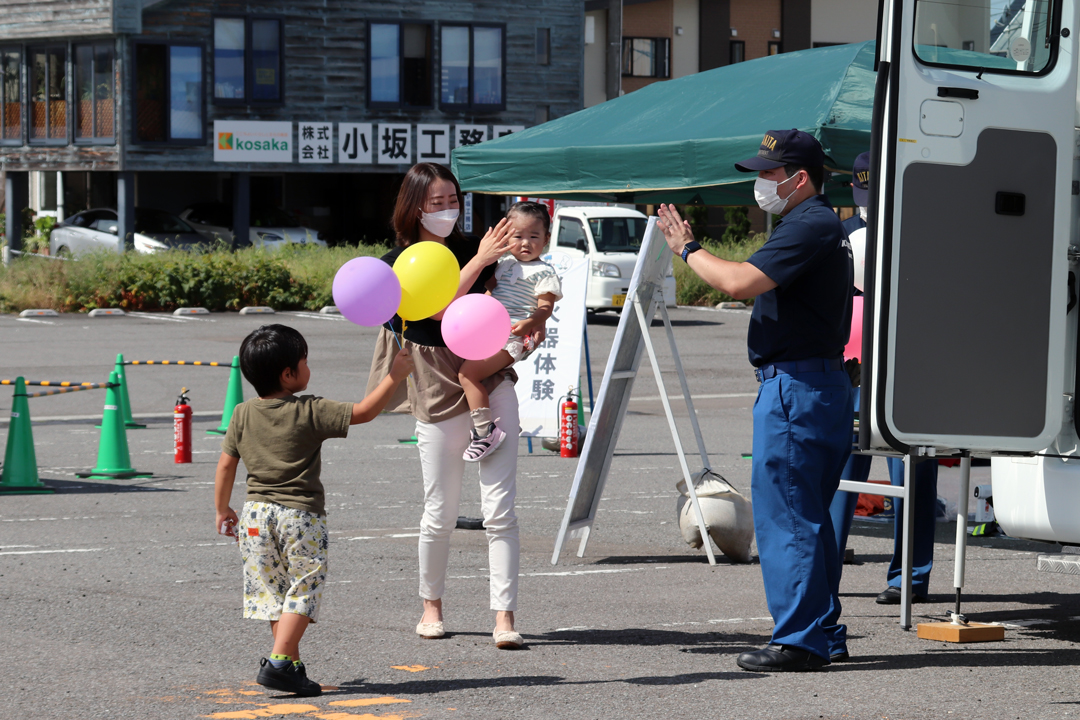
[751,367,853,660]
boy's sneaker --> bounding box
[463,423,506,462]
[256,657,323,697]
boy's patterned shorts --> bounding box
[239,501,328,622]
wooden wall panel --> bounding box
[0,0,585,172]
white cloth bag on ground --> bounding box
[676,469,754,563]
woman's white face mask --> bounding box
[419,208,460,238]
[753,172,800,215]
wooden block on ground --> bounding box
[917,621,1005,643]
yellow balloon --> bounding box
[392,241,461,321]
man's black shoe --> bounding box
[736,644,828,672]
[829,651,850,663]
[256,658,323,697]
[875,586,928,605]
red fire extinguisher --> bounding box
[174,387,192,464]
[560,388,579,458]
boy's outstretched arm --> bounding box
[351,348,415,424]
[215,452,241,538]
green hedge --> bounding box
[0,243,387,313]
[0,235,767,314]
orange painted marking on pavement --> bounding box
[390,665,428,672]
[238,690,264,696]
[328,698,411,707]
[206,704,320,718]
[206,689,237,696]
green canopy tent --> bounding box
[452,41,878,206]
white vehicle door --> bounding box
[86,211,120,252]
[864,0,1076,454]
[65,211,99,254]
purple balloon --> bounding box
[442,294,512,361]
[332,257,402,327]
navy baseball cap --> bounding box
[851,151,871,207]
[735,129,826,172]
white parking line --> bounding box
[282,311,348,322]
[127,312,189,323]
[15,317,57,325]
[0,548,104,556]
[629,392,756,402]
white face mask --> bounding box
[859,206,867,221]
[419,208,460,237]
[754,172,799,215]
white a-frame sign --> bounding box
[552,217,718,565]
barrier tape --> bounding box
[13,382,117,398]
[125,360,231,367]
[2,380,102,387]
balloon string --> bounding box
[385,321,418,391]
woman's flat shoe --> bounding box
[416,621,445,639]
[493,629,523,649]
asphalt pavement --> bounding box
[2,307,1078,720]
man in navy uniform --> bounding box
[657,129,853,672]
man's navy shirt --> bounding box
[745,194,853,367]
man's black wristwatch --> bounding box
[681,241,702,262]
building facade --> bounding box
[0,0,583,248]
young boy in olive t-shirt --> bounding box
[214,324,412,697]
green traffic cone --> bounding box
[97,354,146,430]
[77,371,150,479]
[114,353,146,429]
[208,355,244,435]
[0,377,51,494]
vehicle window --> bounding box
[914,0,1057,74]
[252,206,299,227]
[135,208,196,234]
[557,218,587,248]
[588,217,646,253]
[187,204,230,226]
[67,212,92,227]
[90,218,118,234]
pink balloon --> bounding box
[442,294,512,361]
[844,295,864,361]
[332,257,402,327]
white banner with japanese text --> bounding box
[299,122,333,163]
[516,256,588,437]
[338,123,373,164]
[377,123,412,164]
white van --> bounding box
[544,206,676,312]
